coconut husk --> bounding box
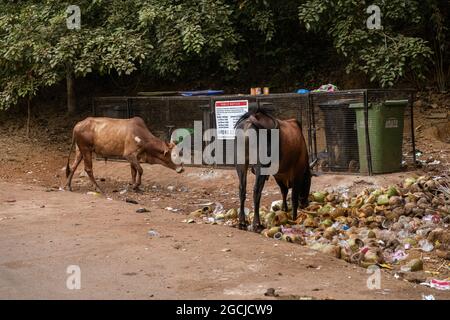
[273,211,289,226]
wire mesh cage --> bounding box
[309,91,364,173]
[93,96,210,164]
[309,89,416,175]
[92,89,416,174]
[92,97,129,119]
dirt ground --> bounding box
[0,102,449,300]
[0,156,449,299]
[0,176,448,300]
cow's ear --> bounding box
[168,141,176,149]
[163,142,175,156]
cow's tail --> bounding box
[66,132,76,178]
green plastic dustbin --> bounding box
[349,100,408,174]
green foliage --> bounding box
[298,0,434,87]
[0,0,448,111]
[138,0,240,75]
[0,1,150,110]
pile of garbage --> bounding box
[189,175,450,281]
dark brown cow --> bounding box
[234,108,311,232]
[65,116,183,192]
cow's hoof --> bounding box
[95,188,105,194]
[251,224,265,233]
[238,222,248,230]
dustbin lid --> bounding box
[319,98,359,107]
[384,99,409,106]
[349,103,366,109]
[349,99,409,109]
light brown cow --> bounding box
[65,116,183,192]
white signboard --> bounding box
[215,100,249,140]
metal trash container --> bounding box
[318,101,359,172]
[350,100,408,174]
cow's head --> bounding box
[143,139,184,173]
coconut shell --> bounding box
[303,217,318,228]
[363,250,380,264]
[431,197,444,207]
[312,191,327,203]
[424,180,436,191]
[412,207,425,217]
[404,203,416,215]
[404,258,423,272]
[403,177,416,188]
[350,197,364,208]
[323,227,337,240]
[266,226,281,238]
[389,196,403,206]
[306,204,322,211]
[330,207,347,219]
[320,219,333,228]
[384,210,398,221]
[283,234,305,245]
[340,248,351,262]
[264,211,276,227]
[365,194,377,204]
[273,232,283,240]
[224,208,238,220]
[392,207,405,216]
[321,244,341,258]
[386,186,399,197]
[189,209,204,217]
[273,211,289,226]
[367,230,376,238]
[377,195,389,206]
[326,193,337,203]
[360,204,375,216]
[318,204,334,215]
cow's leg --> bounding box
[65,148,83,191]
[275,178,289,212]
[252,167,267,233]
[236,163,248,230]
[82,149,103,193]
[299,168,312,209]
[130,164,137,186]
[291,183,300,221]
[134,162,144,190]
[126,155,143,191]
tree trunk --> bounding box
[67,70,76,114]
[26,97,31,139]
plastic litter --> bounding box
[391,250,408,262]
[419,239,434,252]
[420,279,450,291]
[147,230,160,237]
[213,202,224,215]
